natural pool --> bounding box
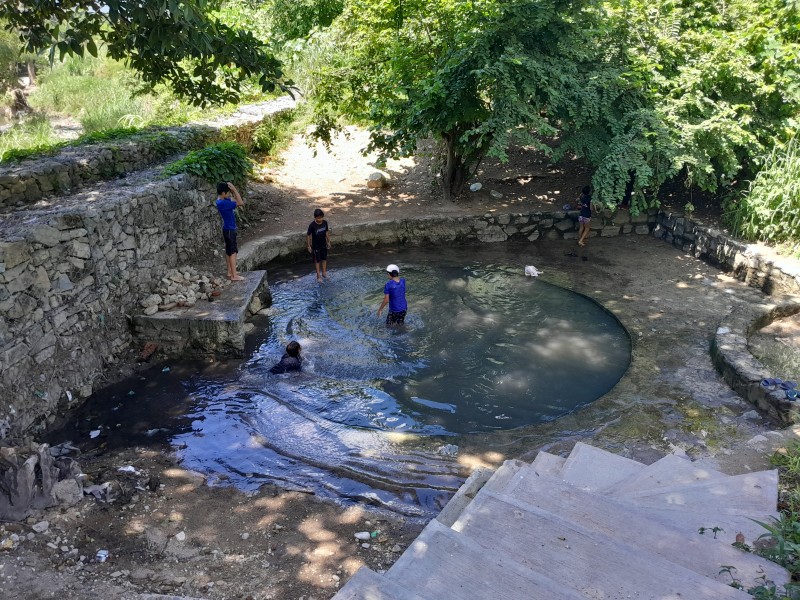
[51,245,630,518]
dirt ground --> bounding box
[0,127,788,600]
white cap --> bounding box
[386,264,400,274]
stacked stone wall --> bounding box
[0,98,296,440]
[0,174,216,439]
[653,212,800,295]
[0,97,296,210]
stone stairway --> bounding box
[333,442,789,600]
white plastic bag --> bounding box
[524,265,542,277]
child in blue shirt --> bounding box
[377,264,407,325]
[215,182,244,281]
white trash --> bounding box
[524,266,542,277]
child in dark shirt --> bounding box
[270,341,302,374]
[306,208,331,282]
[577,185,593,247]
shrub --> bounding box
[724,136,800,244]
[163,141,253,188]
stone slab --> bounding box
[387,520,586,600]
[452,491,752,600]
[333,567,431,600]
[530,451,565,477]
[436,467,493,527]
[619,469,778,514]
[479,478,788,588]
[559,441,646,491]
[133,270,268,358]
[505,465,776,546]
[609,454,728,496]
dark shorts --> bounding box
[223,229,238,256]
[312,247,328,263]
[386,310,407,325]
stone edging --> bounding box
[654,211,800,422]
[0,96,296,210]
[711,297,800,424]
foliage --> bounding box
[0,120,188,163]
[0,114,61,162]
[251,110,295,154]
[1,1,288,105]
[723,135,800,243]
[163,141,253,187]
[301,0,799,210]
[603,0,800,210]
[309,0,639,201]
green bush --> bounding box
[163,141,253,188]
[724,136,800,244]
[251,110,295,153]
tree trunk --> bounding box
[442,133,469,202]
[26,60,36,86]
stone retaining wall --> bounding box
[0,97,296,210]
[653,212,800,295]
[0,98,296,441]
[241,209,660,269]
[712,298,800,424]
[0,173,217,439]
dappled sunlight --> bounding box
[458,450,506,470]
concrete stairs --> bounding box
[333,441,788,600]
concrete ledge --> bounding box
[133,270,270,358]
[711,295,800,424]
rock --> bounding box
[437,444,459,457]
[490,190,503,199]
[469,183,482,192]
[31,520,49,533]
[742,410,761,420]
[361,543,370,549]
[354,531,371,541]
[143,305,158,316]
[366,172,388,189]
[241,532,249,540]
[175,531,186,541]
[52,478,83,507]
[746,434,769,446]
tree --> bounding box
[310,0,638,201]
[0,1,288,105]
[307,0,799,210]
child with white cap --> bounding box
[377,264,407,325]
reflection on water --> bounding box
[48,245,630,519]
[259,253,630,435]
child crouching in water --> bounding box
[270,341,302,374]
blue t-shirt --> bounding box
[383,278,407,313]
[216,198,238,230]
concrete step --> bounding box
[436,468,493,527]
[333,567,431,600]
[530,451,565,477]
[619,470,778,514]
[473,480,788,588]
[506,468,774,546]
[559,442,646,491]
[451,490,752,600]
[386,520,587,600]
[609,454,729,496]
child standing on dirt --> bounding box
[378,264,408,325]
[307,208,331,282]
[577,185,593,248]
[215,182,244,281]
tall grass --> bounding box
[724,135,800,244]
[0,113,59,158]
